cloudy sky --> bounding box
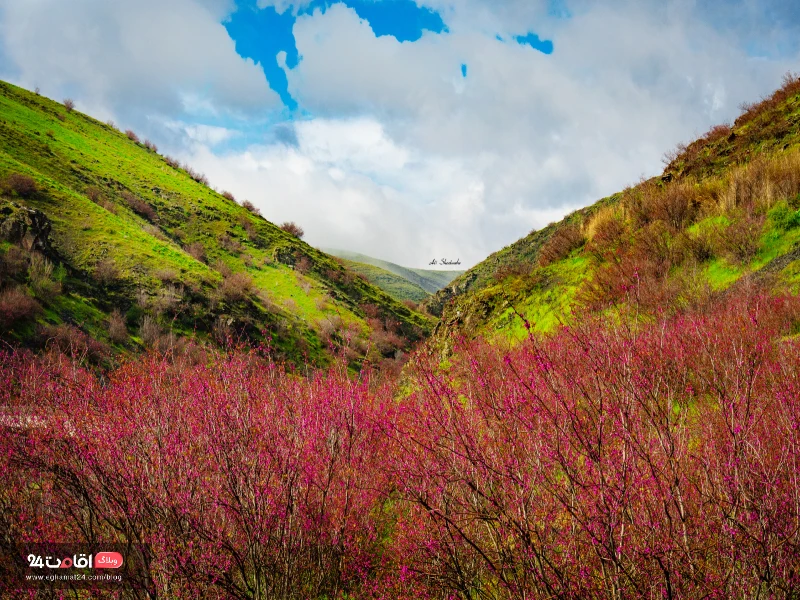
[1,0,798,268]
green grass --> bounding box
[485,254,590,341]
[704,258,744,290]
[0,80,433,365]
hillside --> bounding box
[337,258,430,303]
[322,248,463,293]
[426,74,800,344]
[0,81,432,366]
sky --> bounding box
[1,0,799,269]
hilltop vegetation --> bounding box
[0,81,432,367]
[427,73,800,345]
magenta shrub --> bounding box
[2,291,799,597]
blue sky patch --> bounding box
[224,3,300,110]
[225,0,448,110]
[514,32,554,54]
[331,0,447,41]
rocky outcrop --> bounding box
[0,199,55,256]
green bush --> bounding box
[771,201,800,231]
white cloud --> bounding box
[0,0,280,132]
[182,116,487,267]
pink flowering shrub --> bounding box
[388,292,800,598]
[1,290,800,598]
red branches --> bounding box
[2,291,799,598]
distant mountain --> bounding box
[321,248,464,294]
[337,259,430,303]
[0,80,432,366]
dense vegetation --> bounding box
[2,77,800,598]
[2,289,799,598]
[0,80,432,367]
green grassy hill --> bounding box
[337,258,430,303]
[0,80,432,366]
[426,75,800,345]
[321,248,463,293]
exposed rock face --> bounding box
[0,200,55,256]
[423,271,478,317]
[273,246,297,266]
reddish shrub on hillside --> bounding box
[537,223,585,266]
[0,286,41,327]
[677,227,717,263]
[736,71,800,127]
[125,129,140,143]
[718,214,765,264]
[121,191,157,222]
[241,199,260,215]
[279,221,304,239]
[586,216,626,260]
[62,98,75,112]
[93,258,120,285]
[0,246,28,278]
[85,185,103,203]
[654,182,700,229]
[184,241,206,263]
[220,272,253,302]
[143,139,158,153]
[107,309,128,343]
[39,323,110,362]
[295,255,312,274]
[5,173,38,198]
[221,190,236,202]
[492,260,534,282]
[630,219,680,277]
[219,233,242,255]
[181,164,209,186]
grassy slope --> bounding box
[321,248,463,294]
[427,78,800,346]
[0,81,432,365]
[338,259,430,303]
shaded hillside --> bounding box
[426,74,800,345]
[322,248,463,293]
[338,258,430,303]
[0,81,432,366]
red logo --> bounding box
[94,552,123,569]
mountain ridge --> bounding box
[425,74,800,346]
[0,80,432,366]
